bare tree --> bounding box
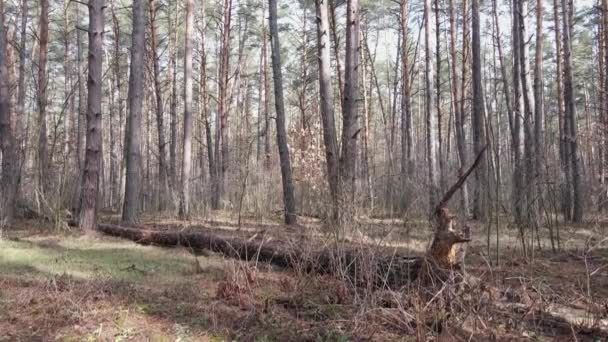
[533,0,545,216]
[0,0,18,222]
[37,0,49,194]
[123,0,146,223]
[450,0,469,213]
[169,0,178,187]
[471,0,488,219]
[212,0,232,209]
[399,0,414,212]
[261,4,271,169]
[340,0,361,211]
[149,0,167,210]
[517,0,537,225]
[511,0,525,228]
[435,0,445,193]
[179,0,194,219]
[269,0,297,225]
[329,0,344,107]
[110,0,125,208]
[79,0,105,231]
[315,0,340,220]
[561,0,583,222]
[424,0,439,210]
[16,0,27,155]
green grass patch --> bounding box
[0,235,199,283]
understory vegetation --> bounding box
[1,215,607,341]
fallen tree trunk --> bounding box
[96,223,422,288]
[89,148,490,288]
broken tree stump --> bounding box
[417,145,487,285]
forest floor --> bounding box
[1,213,608,341]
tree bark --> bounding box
[517,0,537,225]
[424,0,439,211]
[550,0,569,220]
[340,0,361,213]
[435,0,445,194]
[261,8,271,171]
[123,0,147,224]
[315,0,340,221]
[561,0,583,222]
[450,0,469,214]
[298,5,308,130]
[269,0,298,225]
[0,0,19,222]
[471,0,488,220]
[197,0,213,204]
[511,0,525,229]
[329,0,344,108]
[110,0,125,209]
[37,0,50,194]
[16,0,26,158]
[602,0,608,209]
[169,1,178,188]
[179,0,194,219]
[533,0,545,217]
[400,0,414,205]
[79,0,105,231]
[149,0,167,211]
[212,0,232,210]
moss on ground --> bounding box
[0,235,195,283]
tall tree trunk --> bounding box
[329,0,344,107]
[424,0,439,211]
[561,0,583,222]
[315,0,340,220]
[79,0,105,231]
[269,0,298,225]
[73,5,86,212]
[110,0,125,208]
[517,0,537,225]
[198,0,213,205]
[169,1,178,188]
[212,0,232,210]
[179,0,194,219]
[340,0,361,214]
[459,0,470,207]
[450,0,469,214]
[261,10,271,170]
[360,42,373,209]
[602,0,608,209]
[122,0,146,223]
[471,0,488,219]
[399,0,414,211]
[0,0,18,222]
[435,0,445,193]
[63,2,72,170]
[298,5,308,130]
[149,0,167,210]
[533,0,545,217]
[551,0,569,219]
[37,0,50,194]
[16,0,26,158]
[512,0,525,228]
